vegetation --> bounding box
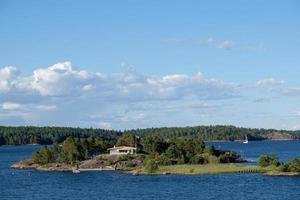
[258,154,300,174]
[258,154,280,167]
[1,125,300,146]
[138,135,244,173]
[144,159,159,173]
[16,132,300,176]
[0,126,121,146]
[30,133,243,170]
[129,125,300,141]
[136,164,265,175]
[32,137,109,164]
[116,132,136,147]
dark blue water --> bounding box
[1,141,300,200]
[209,140,300,163]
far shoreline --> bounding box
[2,139,299,147]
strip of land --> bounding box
[131,164,266,175]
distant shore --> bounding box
[3,138,299,148]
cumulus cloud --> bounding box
[1,62,238,101]
[14,62,95,96]
[0,66,19,93]
[0,61,241,128]
[162,37,235,50]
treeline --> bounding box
[1,125,300,146]
[33,137,110,164]
[0,126,122,146]
[128,125,300,141]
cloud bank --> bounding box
[0,62,299,130]
[0,62,241,128]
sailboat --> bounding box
[243,135,249,144]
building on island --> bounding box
[108,146,137,155]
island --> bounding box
[11,133,300,176]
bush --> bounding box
[158,154,172,165]
[258,155,269,167]
[203,146,215,155]
[278,163,290,172]
[144,159,158,173]
[258,154,280,167]
[190,154,205,164]
[288,159,300,172]
[219,154,230,163]
[202,153,218,164]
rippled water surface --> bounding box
[1,141,300,200]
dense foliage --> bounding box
[128,125,300,141]
[32,134,242,167]
[0,126,121,145]
[139,135,243,169]
[32,137,110,164]
[258,154,300,173]
[258,154,280,167]
[2,125,299,146]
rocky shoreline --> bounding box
[12,159,300,177]
[11,154,143,173]
[11,159,74,172]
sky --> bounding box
[0,0,300,130]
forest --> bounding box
[1,125,299,146]
[0,126,121,146]
[129,125,300,141]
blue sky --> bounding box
[0,0,300,130]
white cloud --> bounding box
[14,61,95,96]
[285,87,300,96]
[0,66,19,92]
[162,37,235,50]
[35,104,57,111]
[82,84,94,91]
[256,78,284,89]
[1,62,239,101]
[290,111,300,117]
[1,102,22,110]
[217,40,235,49]
[292,124,300,130]
[0,62,241,128]
[98,122,112,129]
[120,113,146,123]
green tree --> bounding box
[258,154,280,167]
[40,146,54,164]
[144,159,158,173]
[32,151,41,164]
[116,133,136,147]
[141,135,168,155]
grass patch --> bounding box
[136,163,269,175]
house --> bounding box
[108,146,137,155]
